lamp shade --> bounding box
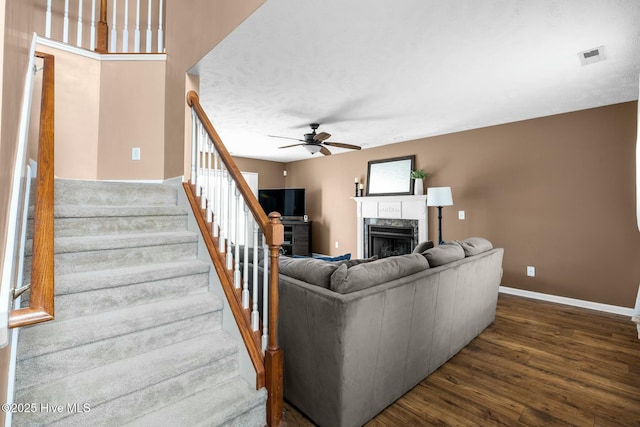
[304,144,322,154]
[427,186,453,207]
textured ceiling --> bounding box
[195,0,640,163]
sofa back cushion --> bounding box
[279,256,339,288]
[329,253,429,294]
[455,237,493,256]
[422,243,465,267]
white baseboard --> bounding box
[499,286,635,317]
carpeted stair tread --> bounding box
[126,376,267,427]
[53,270,209,320]
[53,179,178,206]
[17,291,222,360]
[47,357,242,427]
[55,260,210,295]
[14,331,239,426]
[26,231,198,255]
[29,204,188,219]
[16,311,222,391]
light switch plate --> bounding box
[458,210,465,220]
[132,147,141,161]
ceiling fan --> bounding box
[268,123,362,156]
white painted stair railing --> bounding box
[186,91,284,427]
[43,0,164,53]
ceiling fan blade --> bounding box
[314,132,331,142]
[320,146,332,156]
[268,135,304,142]
[323,142,362,150]
[278,143,306,149]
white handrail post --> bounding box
[134,0,141,53]
[157,0,164,52]
[110,0,118,52]
[63,0,70,43]
[76,0,83,47]
[146,0,152,52]
[122,0,129,52]
[90,0,96,50]
[45,0,52,38]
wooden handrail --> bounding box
[186,91,284,427]
[9,52,55,328]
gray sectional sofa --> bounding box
[250,238,504,427]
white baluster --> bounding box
[233,188,241,288]
[219,167,227,253]
[195,121,202,197]
[251,222,260,331]
[90,0,96,50]
[226,176,234,270]
[45,0,52,38]
[157,0,164,52]
[190,109,197,189]
[242,203,250,295]
[206,139,213,222]
[213,151,220,237]
[63,0,70,43]
[134,0,141,53]
[146,0,152,52]
[122,0,129,52]
[200,128,207,211]
[262,239,269,351]
[215,159,222,238]
[110,0,118,52]
[76,0,83,47]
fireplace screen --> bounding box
[367,225,415,258]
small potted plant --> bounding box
[411,169,429,195]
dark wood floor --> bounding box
[283,293,640,426]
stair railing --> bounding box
[0,40,56,347]
[43,0,165,53]
[186,91,284,427]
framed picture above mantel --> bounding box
[366,155,415,196]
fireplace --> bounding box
[367,225,415,258]
[353,195,428,259]
[363,218,419,258]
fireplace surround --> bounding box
[352,195,428,259]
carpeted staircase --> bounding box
[13,179,266,426]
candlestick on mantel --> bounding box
[354,180,359,197]
[359,183,364,197]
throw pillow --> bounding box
[341,255,378,268]
[279,256,339,288]
[456,237,493,257]
[313,253,352,262]
[330,253,429,294]
[422,244,465,267]
[412,240,435,253]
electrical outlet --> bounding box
[335,241,339,249]
[458,210,465,220]
[527,266,535,277]
[132,147,141,161]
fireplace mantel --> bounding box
[352,195,428,258]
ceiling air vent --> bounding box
[578,46,605,66]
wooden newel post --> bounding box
[96,0,109,53]
[266,212,285,427]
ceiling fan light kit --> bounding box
[269,123,362,156]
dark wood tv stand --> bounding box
[281,221,312,256]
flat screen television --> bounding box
[258,188,305,220]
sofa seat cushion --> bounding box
[423,243,465,267]
[279,256,339,288]
[330,253,429,294]
[456,237,493,256]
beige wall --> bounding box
[233,156,286,189]
[285,102,640,308]
[97,59,166,180]
[163,0,265,180]
[0,0,37,421]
